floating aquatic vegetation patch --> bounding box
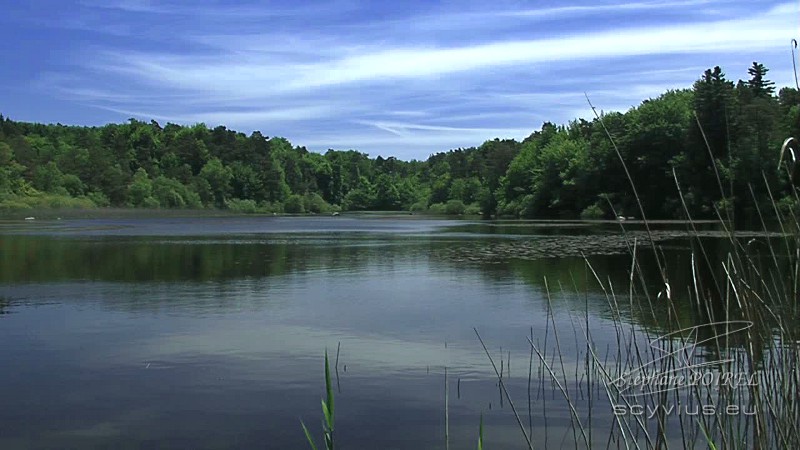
[436,230,787,263]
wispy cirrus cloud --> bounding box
[502,0,727,17]
[78,0,162,13]
[4,0,797,158]
[87,3,791,94]
[78,0,351,17]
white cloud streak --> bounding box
[503,0,726,18]
[88,3,793,96]
[79,0,346,17]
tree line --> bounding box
[1,62,797,222]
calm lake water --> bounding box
[0,215,726,449]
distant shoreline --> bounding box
[0,207,481,221]
[0,206,723,225]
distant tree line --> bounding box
[1,62,797,222]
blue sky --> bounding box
[0,0,797,160]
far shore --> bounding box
[0,207,465,221]
[0,206,723,225]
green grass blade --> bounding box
[322,400,332,429]
[477,414,484,450]
[301,421,319,450]
[697,419,718,450]
[324,350,335,429]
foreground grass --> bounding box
[302,350,336,450]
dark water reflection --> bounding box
[0,216,762,449]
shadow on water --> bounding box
[0,295,12,315]
[1,222,788,338]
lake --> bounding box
[0,215,776,449]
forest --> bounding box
[1,62,798,222]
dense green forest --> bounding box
[1,62,798,221]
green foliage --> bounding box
[373,173,403,210]
[777,195,799,216]
[142,196,160,208]
[192,177,213,207]
[427,202,446,214]
[61,174,85,197]
[0,142,29,195]
[396,178,426,209]
[152,176,200,208]
[464,203,482,215]
[429,174,451,205]
[450,177,482,204]
[0,60,793,222]
[229,161,262,201]
[445,199,466,215]
[86,191,110,207]
[580,203,605,219]
[284,194,305,214]
[32,161,65,193]
[1,192,98,210]
[499,128,591,218]
[127,168,155,207]
[747,61,776,97]
[409,200,428,212]
[198,158,232,207]
[0,198,33,210]
[303,192,330,214]
[225,199,283,214]
[225,198,258,214]
[342,183,375,211]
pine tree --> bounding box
[681,66,736,215]
[747,62,776,97]
[692,66,734,159]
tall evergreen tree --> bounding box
[747,62,776,98]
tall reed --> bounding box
[302,350,336,450]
